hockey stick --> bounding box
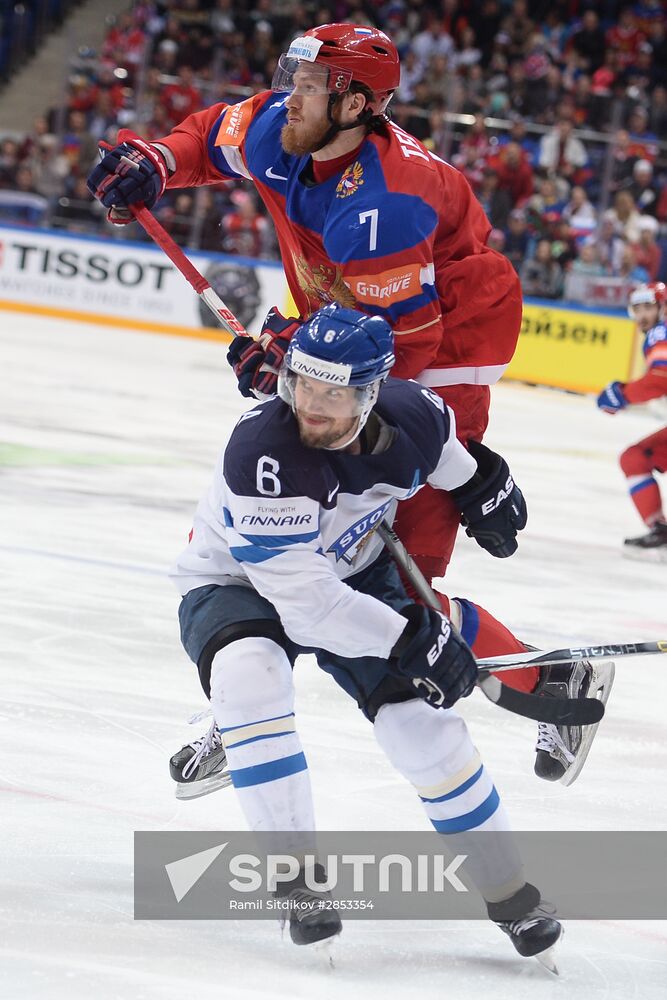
[131,205,250,338]
[376,521,605,726]
[478,641,667,671]
[130,207,604,725]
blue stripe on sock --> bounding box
[225,730,293,750]
[630,477,656,495]
[419,764,484,803]
[456,598,480,648]
[429,786,500,833]
[219,712,294,735]
[230,752,307,788]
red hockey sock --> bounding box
[437,594,539,693]
[399,555,538,692]
[626,475,664,526]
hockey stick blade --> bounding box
[478,675,605,725]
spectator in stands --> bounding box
[424,54,452,105]
[647,17,667,88]
[648,84,667,136]
[605,7,647,71]
[507,59,529,117]
[487,141,534,207]
[396,48,423,102]
[503,207,530,273]
[562,185,597,236]
[453,113,492,168]
[160,65,203,128]
[525,175,567,235]
[609,128,640,191]
[570,239,606,277]
[88,89,120,140]
[571,73,594,126]
[626,105,659,162]
[594,211,627,275]
[221,190,270,259]
[520,238,564,299]
[617,243,650,283]
[538,118,588,182]
[609,189,645,243]
[626,159,659,217]
[570,9,607,73]
[501,0,535,61]
[522,32,551,116]
[476,167,512,230]
[411,15,455,70]
[0,138,20,186]
[61,110,98,178]
[26,134,69,201]
[497,114,539,164]
[631,216,663,282]
[475,0,503,65]
[453,26,482,72]
[398,81,434,142]
[53,176,103,232]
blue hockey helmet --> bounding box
[278,303,395,446]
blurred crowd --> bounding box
[0,0,666,303]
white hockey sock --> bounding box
[374,699,525,901]
[210,637,315,832]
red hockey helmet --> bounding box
[272,23,400,108]
[627,281,666,319]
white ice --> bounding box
[1,311,665,1000]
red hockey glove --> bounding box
[87,129,168,225]
[227,308,301,399]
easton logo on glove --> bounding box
[427,615,451,666]
[450,439,527,559]
[481,474,515,515]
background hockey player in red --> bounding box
[597,282,667,557]
[88,22,599,780]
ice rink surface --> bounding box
[1,310,665,999]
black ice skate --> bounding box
[169,718,232,799]
[274,863,342,947]
[487,883,562,974]
[534,659,615,785]
[623,520,667,562]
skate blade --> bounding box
[622,546,667,564]
[535,945,559,975]
[312,932,340,968]
[560,661,615,787]
[175,772,233,799]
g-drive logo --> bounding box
[165,843,468,902]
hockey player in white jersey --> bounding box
[169,302,561,964]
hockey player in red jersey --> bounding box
[597,281,667,557]
[88,23,602,781]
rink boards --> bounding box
[0,223,639,393]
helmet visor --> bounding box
[278,368,379,419]
[271,52,352,96]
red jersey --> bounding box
[156,91,522,385]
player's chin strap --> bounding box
[311,93,375,152]
[126,204,666,724]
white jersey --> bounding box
[170,379,476,660]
